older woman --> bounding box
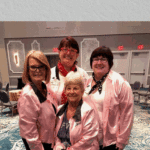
[50,36,89,105]
[54,71,100,150]
[84,46,133,150]
[17,50,57,150]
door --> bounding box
[129,51,149,87]
[112,51,130,81]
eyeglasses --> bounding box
[93,57,107,62]
[60,48,77,54]
[28,65,46,72]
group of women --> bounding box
[17,36,133,150]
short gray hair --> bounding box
[64,71,85,92]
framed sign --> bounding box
[81,38,99,72]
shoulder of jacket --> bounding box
[21,84,33,97]
[18,84,40,107]
[81,100,93,112]
[109,70,131,95]
[21,84,41,103]
[109,70,126,84]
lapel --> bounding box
[84,77,92,95]
[30,82,47,103]
[55,113,64,136]
[102,70,114,135]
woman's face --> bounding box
[28,57,46,85]
[58,46,79,68]
[65,84,83,103]
[92,56,110,77]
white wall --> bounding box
[4,22,150,38]
[1,21,150,87]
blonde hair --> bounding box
[22,50,51,84]
[64,71,85,92]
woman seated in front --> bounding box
[54,71,100,150]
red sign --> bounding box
[138,45,144,50]
[53,47,58,52]
[118,46,124,51]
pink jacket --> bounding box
[54,99,99,150]
[84,70,134,149]
[17,83,58,150]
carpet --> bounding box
[1,105,150,150]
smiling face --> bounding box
[92,56,110,77]
[58,47,79,69]
[65,84,83,104]
[28,57,46,85]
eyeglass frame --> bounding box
[60,47,78,54]
[93,57,108,63]
[28,65,46,72]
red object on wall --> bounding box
[53,47,58,52]
[118,46,124,50]
[138,45,144,50]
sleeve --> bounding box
[17,94,44,150]
[116,81,134,149]
[68,109,99,150]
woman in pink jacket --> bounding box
[84,46,133,150]
[54,71,100,150]
[17,50,57,150]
